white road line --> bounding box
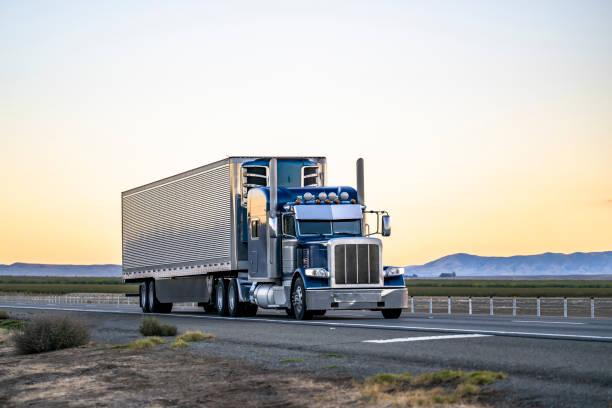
[1,304,612,342]
[513,320,585,325]
[364,334,491,343]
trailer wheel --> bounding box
[227,279,241,317]
[381,309,402,319]
[291,276,313,320]
[140,283,149,313]
[216,279,229,316]
[148,280,160,313]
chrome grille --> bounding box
[334,244,380,285]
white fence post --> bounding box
[590,297,595,318]
[537,297,541,317]
[429,296,432,314]
[410,296,414,313]
[468,296,472,315]
[447,296,451,315]
[563,297,567,318]
[489,296,493,316]
[513,297,517,317]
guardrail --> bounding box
[0,294,611,318]
[0,294,200,309]
[409,296,612,318]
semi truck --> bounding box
[121,156,407,320]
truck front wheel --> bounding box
[216,279,229,316]
[382,309,402,319]
[291,276,313,321]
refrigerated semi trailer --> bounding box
[121,156,407,320]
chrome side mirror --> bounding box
[268,216,278,238]
[382,215,391,237]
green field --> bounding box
[0,276,138,295]
[405,279,612,297]
[1,276,611,297]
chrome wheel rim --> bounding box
[228,283,235,312]
[140,284,146,309]
[293,285,303,315]
[148,282,154,310]
[217,282,224,311]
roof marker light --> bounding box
[328,192,338,201]
[318,192,327,201]
[340,192,349,201]
[351,199,356,204]
[304,192,314,201]
[316,199,321,204]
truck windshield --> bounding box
[298,220,361,236]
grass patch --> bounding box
[177,330,215,342]
[0,311,8,319]
[280,358,304,363]
[0,320,24,330]
[405,279,612,297]
[110,337,167,350]
[322,353,344,358]
[13,316,90,354]
[139,317,177,337]
[362,369,506,406]
[170,339,190,350]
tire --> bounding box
[243,303,258,317]
[216,279,229,316]
[148,280,172,313]
[381,309,402,319]
[291,276,313,320]
[227,279,241,317]
[140,282,149,313]
[148,280,159,313]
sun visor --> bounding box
[294,204,362,220]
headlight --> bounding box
[384,267,404,277]
[304,268,330,278]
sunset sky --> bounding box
[1,1,611,267]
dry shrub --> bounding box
[170,339,189,350]
[362,369,506,406]
[13,316,90,354]
[177,330,214,342]
[0,310,8,319]
[139,317,177,336]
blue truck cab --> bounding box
[244,158,407,320]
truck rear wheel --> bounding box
[291,276,313,320]
[382,309,402,319]
[216,279,229,316]
[227,279,241,317]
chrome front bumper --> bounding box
[306,287,407,310]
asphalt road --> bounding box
[2,302,612,407]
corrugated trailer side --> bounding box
[122,158,233,281]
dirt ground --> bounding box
[0,340,364,407]
[0,328,497,408]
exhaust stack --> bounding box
[269,158,277,213]
[356,158,365,206]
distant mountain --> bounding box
[0,263,121,277]
[404,251,612,278]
